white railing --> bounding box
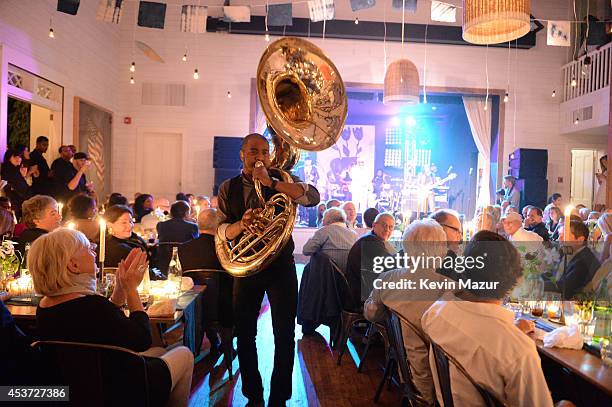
[562,42,612,102]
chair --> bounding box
[31,340,167,407]
[429,339,504,407]
[374,311,428,407]
[182,268,234,380]
[358,321,389,373]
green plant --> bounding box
[7,98,31,148]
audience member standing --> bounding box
[29,136,51,195]
[51,148,92,201]
[1,149,32,220]
[594,155,607,211]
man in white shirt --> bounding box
[140,198,171,233]
[421,231,554,407]
[341,201,358,229]
[364,219,450,405]
[502,211,543,242]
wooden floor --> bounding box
[188,265,401,407]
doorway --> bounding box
[136,131,183,200]
[570,149,605,208]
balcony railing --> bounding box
[562,42,612,102]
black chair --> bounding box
[358,321,389,373]
[429,339,504,407]
[31,340,166,407]
[374,311,428,407]
[182,268,234,380]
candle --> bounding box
[194,204,201,222]
[563,206,573,241]
[99,218,106,264]
[547,303,560,319]
[58,202,63,216]
[67,222,76,230]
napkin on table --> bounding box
[543,325,583,350]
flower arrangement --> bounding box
[0,240,22,291]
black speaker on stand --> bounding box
[213,136,243,195]
[508,148,548,210]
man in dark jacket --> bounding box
[557,220,601,299]
[156,200,199,274]
[29,136,51,195]
[525,207,550,242]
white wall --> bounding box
[0,0,120,153]
[1,0,606,206]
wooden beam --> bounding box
[206,16,538,49]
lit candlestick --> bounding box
[194,204,201,222]
[58,202,64,216]
[99,218,106,264]
[67,222,76,230]
[563,206,573,241]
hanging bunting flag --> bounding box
[268,3,293,27]
[181,5,207,33]
[349,0,376,12]
[138,1,167,29]
[547,21,571,47]
[223,6,251,23]
[96,0,124,24]
[430,1,456,23]
[57,0,80,15]
[392,0,417,12]
[308,0,335,22]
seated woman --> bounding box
[30,229,193,406]
[17,195,62,255]
[67,194,99,242]
[134,193,154,223]
[104,205,150,268]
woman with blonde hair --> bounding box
[30,228,193,406]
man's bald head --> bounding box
[198,208,219,234]
[241,133,268,151]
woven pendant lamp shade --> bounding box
[463,0,531,45]
[383,59,420,105]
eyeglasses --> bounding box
[440,223,462,234]
[376,223,395,231]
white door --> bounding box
[137,132,182,200]
[570,149,596,208]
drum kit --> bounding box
[372,174,456,214]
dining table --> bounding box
[5,285,207,359]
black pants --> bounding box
[233,262,298,404]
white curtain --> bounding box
[462,96,492,209]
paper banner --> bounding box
[349,0,376,12]
[223,6,251,23]
[181,5,207,33]
[138,1,166,29]
[308,0,335,22]
[268,3,293,27]
[96,0,124,24]
[547,21,571,47]
[431,1,456,23]
[57,0,80,15]
[392,0,417,12]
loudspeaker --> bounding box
[517,178,548,210]
[213,136,243,169]
[508,148,548,179]
[213,168,241,196]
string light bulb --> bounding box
[182,53,188,62]
[571,77,577,87]
[503,92,509,103]
[484,104,488,111]
[130,62,135,73]
[227,91,232,99]
[264,32,270,42]
[130,76,134,85]
[574,117,579,125]
[355,17,359,25]
[552,90,556,98]
[48,17,54,38]
[193,68,199,80]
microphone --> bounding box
[447,165,453,174]
[469,168,473,175]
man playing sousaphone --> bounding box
[217,133,320,406]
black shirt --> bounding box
[0,162,32,212]
[104,233,150,268]
[526,222,550,241]
[17,227,47,256]
[29,149,51,194]
[36,295,170,404]
[178,234,223,271]
[51,158,87,200]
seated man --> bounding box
[341,201,358,229]
[524,206,550,241]
[140,198,171,234]
[429,209,462,281]
[365,219,450,405]
[179,208,233,357]
[156,201,199,274]
[345,213,395,311]
[556,220,601,299]
[502,211,543,242]
[302,207,358,273]
[422,231,555,407]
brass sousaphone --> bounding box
[215,37,348,277]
